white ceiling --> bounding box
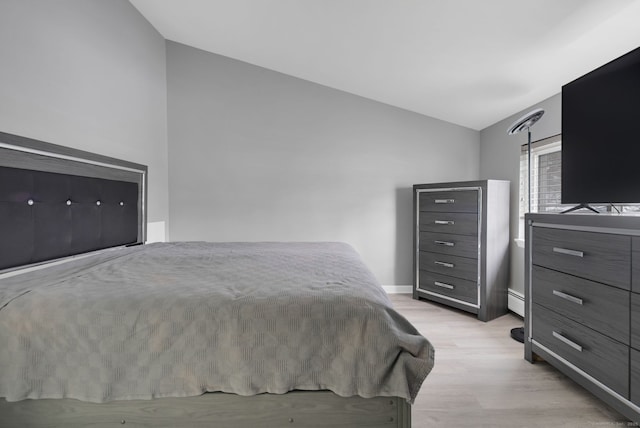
[129,0,640,130]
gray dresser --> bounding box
[525,213,640,422]
[413,180,510,322]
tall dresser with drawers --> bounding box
[525,213,640,422]
[413,180,510,322]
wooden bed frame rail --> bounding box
[0,391,411,428]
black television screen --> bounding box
[561,46,640,205]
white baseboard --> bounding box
[382,285,413,294]
[382,285,525,316]
[508,288,525,317]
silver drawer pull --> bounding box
[552,331,583,352]
[552,247,584,258]
[434,281,454,290]
[434,240,455,247]
[434,199,455,204]
[552,290,584,305]
[434,261,454,268]
[434,220,455,225]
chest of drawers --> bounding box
[525,213,640,422]
[413,180,510,321]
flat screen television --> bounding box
[561,46,640,207]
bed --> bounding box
[0,131,434,427]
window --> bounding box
[519,134,565,219]
[518,134,640,237]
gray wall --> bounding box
[0,0,169,226]
[167,42,479,285]
[479,93,561,295]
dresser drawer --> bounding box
[418,212,477,236]
[532,227,630,290]
[630,293,640,350]
[419,190,478,213]
[532,304,629,397]
[632,237,640,293]
[532,266,629,344]
[418,231,478,259]
[418,270,478,305]
[419,251,477,282]
[631,348,640,406]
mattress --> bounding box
[0,242,434,404]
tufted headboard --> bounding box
[0,131,147,271]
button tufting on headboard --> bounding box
[0,166,139,270]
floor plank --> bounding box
[389,294,630,427]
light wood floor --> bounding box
[389,294,630,428]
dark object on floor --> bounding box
[511,327,524,343]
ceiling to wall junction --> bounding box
[130,0,640,130]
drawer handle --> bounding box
[552,331,583,352]
[552,247,584,258]
[434,281,454,290]
[434,261,455,268]
[434,240,455,247]
[434,220,455,225]
[552,290,583,305]
[434,199,455,204]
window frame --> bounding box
[519,134,563,211]
[517,134,563,240]
[517,133,640,242]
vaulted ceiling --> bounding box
[130,0,640,130]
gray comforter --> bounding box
[0,242,434,403]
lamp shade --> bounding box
[507,108,545,135]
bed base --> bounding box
[0,391,410,428]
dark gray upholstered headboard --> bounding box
[0,131,147,271]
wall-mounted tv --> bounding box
[561,46,640,207]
